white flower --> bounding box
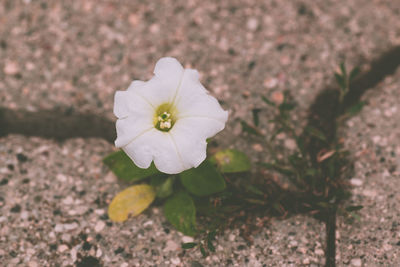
[114,57,228,174]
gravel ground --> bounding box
[337,67,400,266]
[1,0,400,266]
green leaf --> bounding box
[305,126,327,141]
[305,168,318,176]
[240,120,263,136]
[335,72,346,90]
[350,212,361,221]
[180,160,226,196]
[246,185,264,196]
[103,150,159,182]
[340,62,347,78]
[207,230,216,241]
[261,96,276,107]
[181,242,197,249]
[252,108,262,126]
[108,184,156,222]
[164,192,197,236]
[207,239,216,252]
[209,149,251,173]
[279,103,296,112]
[345,205,363,212]
[151,176,175,199]
[200,244,207,257]
[346,101,365,117]
[259,162,295,176]
[349,66,360,81]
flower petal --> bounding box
[154,57,184,81]
[122,129,185,174]
[169,124,207,170]
[128,57,184,107]
[114,116,154,147]
[174,69,228,123]
[113,89,154,119]
[172,116,226,142]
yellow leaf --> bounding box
[108,184,156,222]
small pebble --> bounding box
[94,221,106,232]
[246,18,259,31]
[271,91,284,105]
[263,78,278,89]
[350,178,363,186]
[284,139,297,150]
[171,257,181,265]
[315,248,324,256]
[350,258,362,266]
[182,236,194,243]
[252,143,263,152]
[58,245,69,253]
[62,196,74,205]
[164,240,179,252]
[4,61,19,75]
[96,248,102,257]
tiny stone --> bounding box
[315,248,324,256]
[4,61,19,75]
[298,247,307,254]
[20,211,29,220]
[302,258,310,265]
[271,91,284,105]
[246,18,259,31]
[228,234,236,242]
[55,224,64,232]
[56,174,67,182]
[143,220,153,227]
[94,221,105,232]
[362,189,377,198]
[383,243,392,251]
[28,261,38,267]
[62,196,74,205]
[71,247,78,261]
[350,258,362,266]
[284,139,297,150]
[64,222,78,231]
[263,78,278,89]
[350,178,363,186]
[164,240,179,252]
[96,248,102,258]
[182,236,194,243]
[372,135,381,144]
[171,257,181,265]
[58,244,69,253]
[62,233,71,243]
[252,143,263,152]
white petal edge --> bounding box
[171,116,226,143]
[113,89,154,119]
[174,69,228,123]
[122,129,186,174]
[114,116,154,148]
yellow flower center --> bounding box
[154,103,177,132]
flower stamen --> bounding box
[154,104,176,132]
[158,112,172,130]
